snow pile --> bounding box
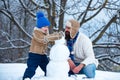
[0,63,120,80]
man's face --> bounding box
[65,26,71,40]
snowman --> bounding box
[46,37,74,80]
[37,37,75,80]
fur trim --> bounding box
[66,21,72,27]
[69,19,80,38]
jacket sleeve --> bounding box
[45,32,63,42]
[81,38,98,67]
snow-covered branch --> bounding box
[100,62,113,71]
[96,54,120,65]
[0,9,32,39]
[19,0,36,17]
[0,45,30,50]
[7,39,31,45]
[29,0,49,9]
[96,54,120,59]
[0,30,30,50]
[93,42,120,49]
[92,9,119,44]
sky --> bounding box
[0,63,120,80]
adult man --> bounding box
[65,19,98,78]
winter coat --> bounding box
[73,32,99,67]
[29,27,61,55]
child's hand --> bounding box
[59,31,65,39]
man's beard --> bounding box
[65,31,71,40]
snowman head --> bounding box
[49,37,70,61]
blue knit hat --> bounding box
[36,12,50,28]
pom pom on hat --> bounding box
[36,11,50,28]
[36,12,44,18]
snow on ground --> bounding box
[0,63,120,80]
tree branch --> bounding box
[19,0,36,17]
[93,14,117,44]
[100,57,120,65]
[0,30,30,50]
[93,42,120,49]
[0,9,32,39]
[84,0,108,23]
[80,0,93,25]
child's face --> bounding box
[41,26,49,34]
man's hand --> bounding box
[68,59,76,70]
[72,63,85,74]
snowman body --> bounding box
[46,37,70,79]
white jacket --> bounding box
[73,32,99,67]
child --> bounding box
[23,11,62,80]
